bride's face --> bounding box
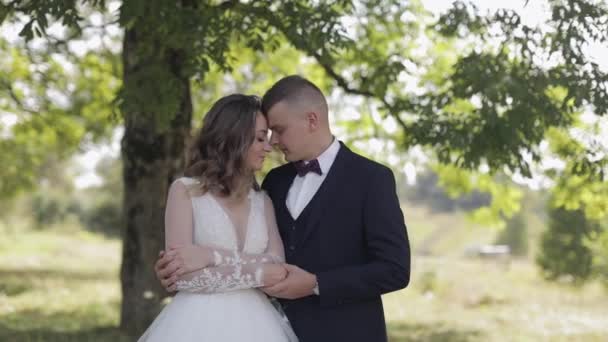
[245,113,272,171]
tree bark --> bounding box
[118,27,192,336]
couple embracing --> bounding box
[139,75,411,342]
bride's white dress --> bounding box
[139,177,297,342]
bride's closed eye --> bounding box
[256,132,269,143]
[255,129,269,143]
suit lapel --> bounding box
[296,142,351,247]
[273,166,297,236]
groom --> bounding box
[158,75,410,342]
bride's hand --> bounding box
[262,263,288,287]
[170,245,213,274]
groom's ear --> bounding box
[305,111,319,131]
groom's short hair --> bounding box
[261,75,327,115]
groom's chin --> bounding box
[283,153,300,163]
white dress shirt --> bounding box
[286,137,341,219]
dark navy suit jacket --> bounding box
[262,142,410,342]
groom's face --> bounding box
[266,100,312,162]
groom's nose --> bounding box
[270,132,279,145]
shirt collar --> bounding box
[314,137,340,174]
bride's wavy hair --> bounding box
[185,94,261,196]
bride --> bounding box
[138,94,298,342]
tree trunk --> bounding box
[118,27,192,336]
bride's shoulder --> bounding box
[171,177,206,197]
[174,176,200,186]
[257,190,275,210]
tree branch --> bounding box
[218,0,239,11]
[242,4,411,134]
[0,80,38,115]
[310,50,410,133]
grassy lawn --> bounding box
[0,225,128,342]
[384,257,608,342]
[1,214,607,341]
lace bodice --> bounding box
[166,177,285,293]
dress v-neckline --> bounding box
[208,190,254,251]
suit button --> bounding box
[289,245,295,251]
[291,225,296,230]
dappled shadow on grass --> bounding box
[388,322,483,342]
[1,301,122,333]
[0,301,126,341]
[0,280,32,296]
[2,305,117,329]
[0,267,117,301]
[0,267,116,285]
[0,323,130,342]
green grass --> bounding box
[1,213,607,341]
[0,225,129,342]
[384,257,608,342]
[388,204,608,341]
[402,204,498,257]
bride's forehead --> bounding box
[255,114,268,126]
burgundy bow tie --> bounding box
[294,159,322,177]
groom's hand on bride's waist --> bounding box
[155,250,180,292]
[261,264,317,300]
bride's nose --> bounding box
[263,141,272,152]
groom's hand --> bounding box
[261,264,317,300]
[155,250,180,292]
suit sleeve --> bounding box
[261,169,275,193]
[316,166,410,306]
